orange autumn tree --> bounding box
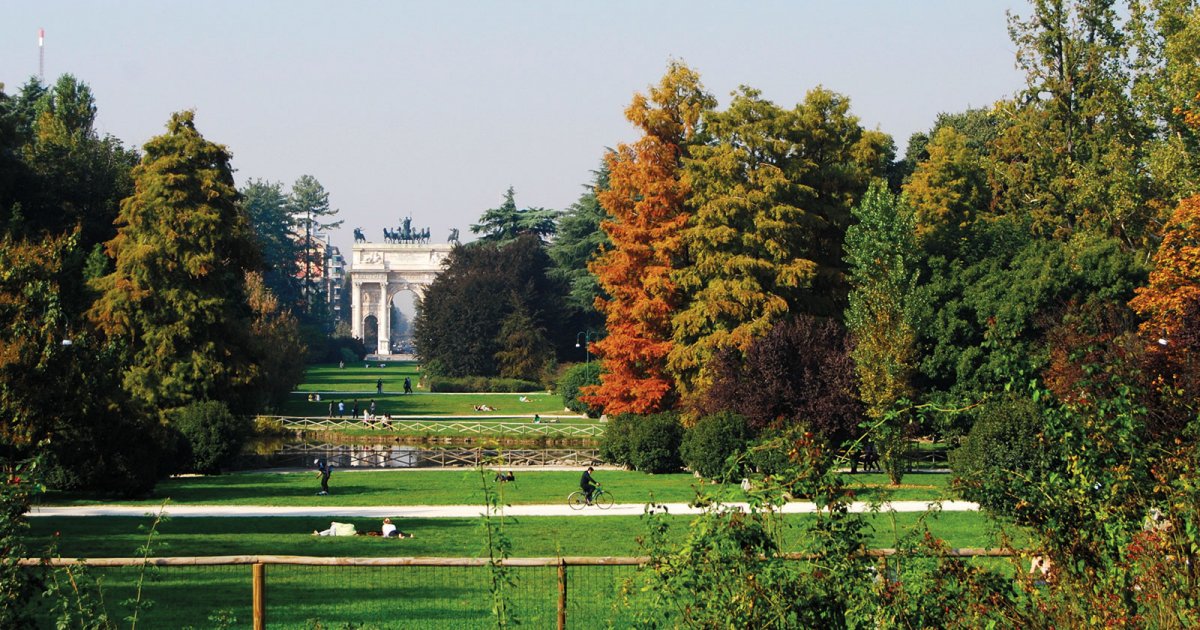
[582,62,715,415]
[1130,194,1200,423]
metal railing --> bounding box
[271,416,605,437]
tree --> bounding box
[89,110,261,414]
[903,127,990,257]
[414,235,568,378]
[703,315,861,442]
[245,271,306,411]
[242,179,300,310]
[1130,194,1200,423]
[470,187,559,244]
[288,174,341,317]
[844,183,921,450]
[994,0,1153,246]
[585,61,715,415]
[1128,0,1200,213]
[670,87,892,398]
[0,232,159,494]
[547,163,611,324]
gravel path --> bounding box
[28,500,978,518]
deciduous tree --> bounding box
[585,61,715,415]
[670,87,892,398]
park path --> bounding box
[27,500,978,519]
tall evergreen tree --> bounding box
[585,61,715,415]
[242,179,300,310]
[471,186,559,244]
[90,110,261,413]
[547,163,611,323]
[288,174,341,317]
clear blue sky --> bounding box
[2,1,1028,258]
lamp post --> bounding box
[575,330,596,368]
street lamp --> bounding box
[575,330,597,367]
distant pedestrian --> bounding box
[352,399,359,419]
[328,401,333,418]
[403,377,413,395]
[339,360,345,369]
[337,401,345,417]
[315,458,333,495]
[369,400,376,416]
[377,378,383,394]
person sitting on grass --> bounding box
[494,470,515,483]
[381,517,414,538]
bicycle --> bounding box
[568,485,613,510]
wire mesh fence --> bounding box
[22,551,1013,629]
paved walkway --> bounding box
[28,500,978,519]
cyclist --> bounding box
[580,466,598,505]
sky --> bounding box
[2,0,1029,262]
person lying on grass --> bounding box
[314,519,413,538]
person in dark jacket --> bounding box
[580,467,597,504]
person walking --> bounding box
[403,377,413,395]
[376,378,383,394]
[337,401,345,417]
[315,458,333,495]
[328,401,333,418]
[369,400,376,416]
[351,399,359,419]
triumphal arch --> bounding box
[350,242,452,355]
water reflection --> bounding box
[237,440,602,470]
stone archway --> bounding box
[350,242,453,356]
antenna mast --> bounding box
[39,28,45,82]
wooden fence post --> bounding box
[557,559,567,630]
[253,562,265,630]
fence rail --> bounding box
[21,550,1018,630]
[272,416,605,437]
[262,443,604,468]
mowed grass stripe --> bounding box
[39,470,955,507]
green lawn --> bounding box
[39,470,957,507]
[24,511,1013,559]
[280,391,575,418]
[295,362,423,393]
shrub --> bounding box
[169,401,252,474]
[949,394,1054,520]
[307,333,367,364]
[600,413,636,468]
[558,363,601,417]
[425,376,543,393]
[681,412,751,481]
[630,413,685,473]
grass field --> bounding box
[25,510,1014,559]
[40,470,955,507]
[281,362,575,417]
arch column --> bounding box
[351,279,363,340]
[377,282,391,355]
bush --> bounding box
[681,412,752,481]
[425,376,543,393]
[601,412,684,473]
[558,363,601,417]
[169,401,252,474]
[307,333,367,364]
[600,413,636,468]
[949,394,1054,520]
